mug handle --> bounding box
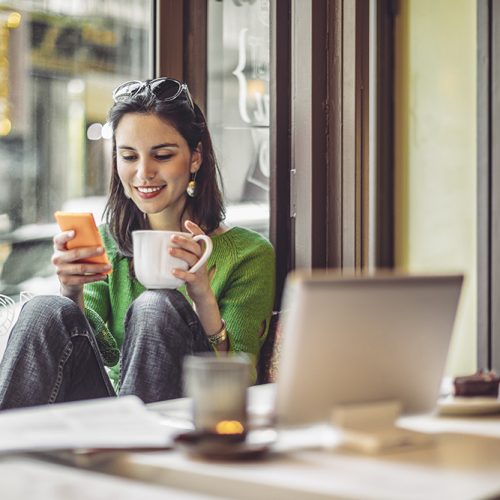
[188,235,213,274]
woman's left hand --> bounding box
[174,220,227,349]
[170,220,213,303]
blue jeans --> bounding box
[0,290,211,410]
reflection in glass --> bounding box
[207,0,270,237]
[0,0,152,299]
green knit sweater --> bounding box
[83,226,276,388]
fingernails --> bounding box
[97,247,104,254]
[68,230,75,237]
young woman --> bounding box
[0,78,275,409]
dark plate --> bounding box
[174,429,276,460]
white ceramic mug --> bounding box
[132,230,213,289]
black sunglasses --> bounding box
[112,77,194,110]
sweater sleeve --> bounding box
[218,237,276,379]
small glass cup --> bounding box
[183,353,251,437]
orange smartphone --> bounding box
[54,211,111,273]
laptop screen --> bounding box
[274,272,463,426]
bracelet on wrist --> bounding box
[207,319,227,346]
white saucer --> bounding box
[437,396,500,416]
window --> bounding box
[0,0,153,300]
[206,0,270,238]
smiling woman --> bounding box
[0,78,276,410]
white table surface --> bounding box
[94,384,500,500]
[3,384,500,500]
[0,456,218,500]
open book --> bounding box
[0,396,176,454]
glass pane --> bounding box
[0,0,152,300]
[394,0,476,376]
[206,0,270,238]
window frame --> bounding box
[155,0,394,306]
[292,0,387,271]
[154,0,207,110]
[477,0,500,370]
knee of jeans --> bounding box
[21,294,78,317]
[129,289,186,319]
[18,295,83,342]
[126,290,192,343]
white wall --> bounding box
[395,0,477,375]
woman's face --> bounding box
[115,112,201,220]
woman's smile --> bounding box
[135,185,166,199]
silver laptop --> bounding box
[275,271,463,426]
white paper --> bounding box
[0,396,175,453]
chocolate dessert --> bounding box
[453,370,500,398]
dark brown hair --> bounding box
[104,86,225,257]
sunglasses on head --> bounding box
[112,77,194,110]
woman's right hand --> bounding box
[52,230,111,299]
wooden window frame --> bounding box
[270,0,292,307]
[292,0,387,271]
[376,0,396,268]
[154,0,207,111]
[478,0,500,370]
[155,0,395,306]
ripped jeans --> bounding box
[0,290,211,410]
